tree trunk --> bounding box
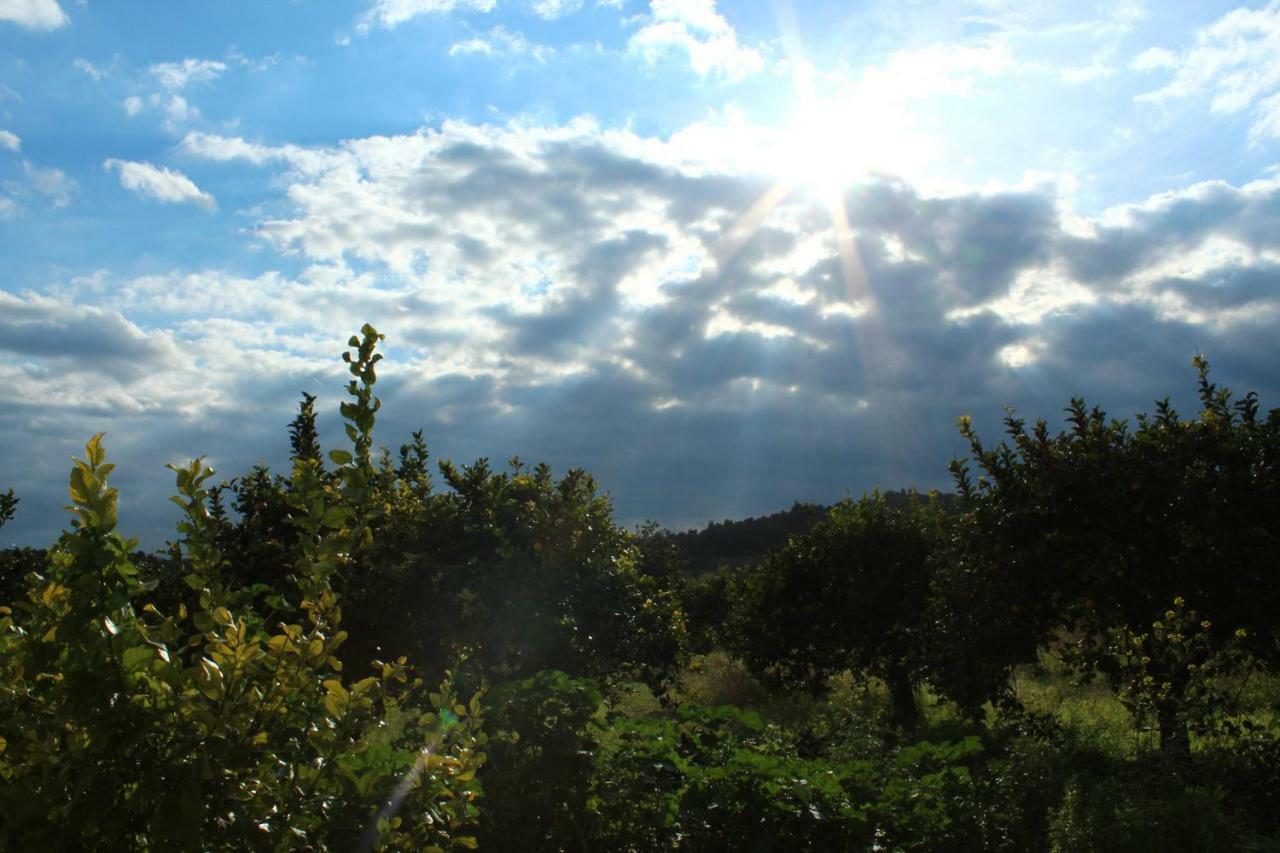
[1156,698,1190,760]
[885,663,920,730]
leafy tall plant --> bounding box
[0,325,485,850]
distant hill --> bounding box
[667,490,958,572]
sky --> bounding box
[3,0,1280,547]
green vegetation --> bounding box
[2,326,1279,850]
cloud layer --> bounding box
[6,115,1278,547]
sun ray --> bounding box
[713,178,797,271]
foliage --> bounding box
[1066,597,1256,757]
[0,488,16,531]
[478,670,602,851]
[343,455,688,695]
[6,334,1280,848]
[289,391,323,464]
[732,492,946,727]
[931,356,1280,741]
[677,651,768,709]
[1200,723,1280,838]
[592,703,873,851]
[667,492,958,574]
[1046,768,1238,852]
[0,326,484,851]
[667,501,830,572]
[679,568,737,655]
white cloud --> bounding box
[449,26,554,61]
[854,42,1015,100]
[180,131,282,164]
[0,130,19,151]
[103,159,216,211]
[448,36,494,56]
[149,58,227,90]
[225,47,281,73]
[122,93,201,130]
[0,0,68,29]
[178,131,324,171]
[628,0,764,81]
[532,0,581,20]
[1058,61,1114,84]
[162,94,199,127]
[1130,46,1176,72]
[1136,2,1280,142]
[73,57,106,79]
[23,161,74,206]
[1251,91,1280,141]
[358,0,495,32]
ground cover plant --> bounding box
[2,328,1279,850]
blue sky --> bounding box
[4,0,1280,546]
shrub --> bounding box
[478,670,602,851]
[0,326,485,851]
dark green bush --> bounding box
[478,670,602,852]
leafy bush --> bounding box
[478,670,602,851]
[1199,723,1280,840]
[1047,769,1238,852]
[341,455,689,697]
[932,357,1280,740]
[592,703,872,851]
[0,326,485,851]
[1068,597,1256,756]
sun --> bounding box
[771,96,872,192]
[761,69,935,197]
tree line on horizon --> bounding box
[1,327,1279,850]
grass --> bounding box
[610,647,1280,766]
[1014,650,1149,758]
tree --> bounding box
[732,492,946,728]
[343,456,688,696]
[931,356,1280,754]
[0,488,16,531]
[288,391,322,464]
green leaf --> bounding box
[321,506,351,529]
[85,433,106,467]
[328,449,353,466]
[100,498,118,531]
[121,645,153,673]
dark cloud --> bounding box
[1062,177,1280,286]
[1158,262,1280,311]
[0,294,178,374]
[489,228,669,360]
